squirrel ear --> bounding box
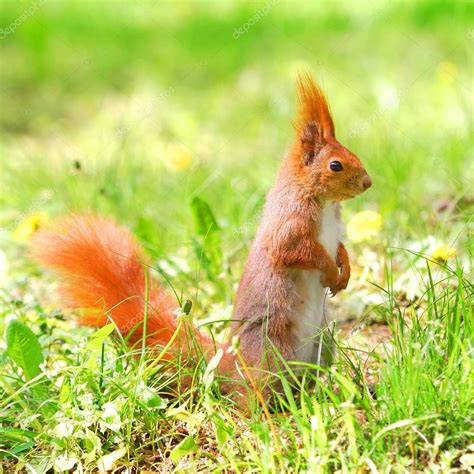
[301,120,324,165]
[295,72,334,141]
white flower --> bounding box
[54,454,78,472]
[53,421,74,438]
[99,402,122,432]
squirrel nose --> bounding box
[362,175,372,190]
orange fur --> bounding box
[334,242,351,294]
[295,72,334,139]
[287,74,371,201]
[265,210,339,286]
[31,215,214,355]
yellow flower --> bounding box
[347,210,382,243]
[431,244,456,261]
[166,144,193,172]
[437,61,457,85]
[14,212,47,241]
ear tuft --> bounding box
[295,72,335,140]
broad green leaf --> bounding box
[212,414,231,446]
[138,385,167,410]
[134,215,158,246]
[6,320,44,381]
[84,428,102,452]
[191,196,220,237]
[59,378,71,404]
[9,441,35,456]
[170,435,197,463]
[0,427,36,444]
[86,323,115,351]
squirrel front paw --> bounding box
[320,265,339,293]
[330,272,349,296]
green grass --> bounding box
[1,259,472,471]
[0,0,473,471]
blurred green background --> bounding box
[0,0,472,306]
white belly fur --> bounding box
[293,203,341,364]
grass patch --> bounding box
[0,0,472,471]
[1,258,472,471]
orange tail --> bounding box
[31,215,214,354]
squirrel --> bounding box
[31,73,371,399]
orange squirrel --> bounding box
[32,74,371,396]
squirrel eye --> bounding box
[329,160,343,172]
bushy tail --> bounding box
[31,215,215,355]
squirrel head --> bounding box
[291,73,372,201]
